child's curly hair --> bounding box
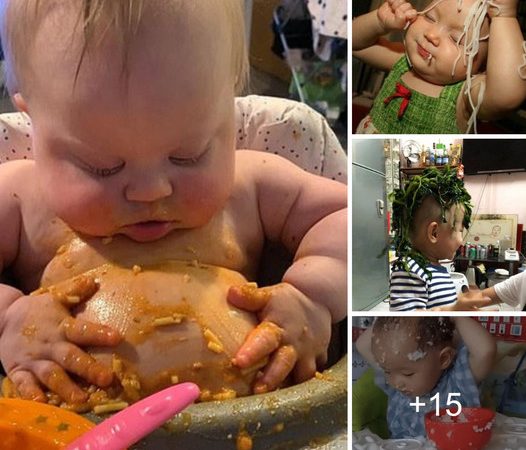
[373,317,455,350]
[389,165,472,273]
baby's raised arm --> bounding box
[352,0,414,71]
[355,326,378,369]
[452,317,496,383]
[467,0,526,122]
[229,151,346,392]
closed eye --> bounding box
[169,144,210,166]
[84,161,125,177]
[169,155,201,166]
[424,13,436,23]
[449,34,463,45]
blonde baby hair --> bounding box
[406,0,526,133]
[0,0,249,95]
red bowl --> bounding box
[425,407,495,450]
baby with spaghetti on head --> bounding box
[353,0,526,133]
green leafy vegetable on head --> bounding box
[389,166,472,272]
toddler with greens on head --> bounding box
[352,0,526,133]
[389,166,491,310]
[356,317,496,438]
[0,0,347,407]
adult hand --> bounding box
[454,285,493,310]
[228,282,331,394]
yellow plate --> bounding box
[0,398,94,449]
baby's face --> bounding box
[372,328,445,397]
[435,204,465,260]
[405,0,489,84]
[20,2,236,241]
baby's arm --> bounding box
[453,317,496,383]
[352,0,415,71]
[0,163,120,403]
[355,326,379,369]
[466,0,526,121]
[229,151,346,392]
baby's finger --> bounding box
[32,360,88,404]
[398,3,417,21]
[233,321,283,368]
[292,356,317,384]
[62,317,121,347]
[254,345,298,394]
[227,284,271,312]
[9,369,46,402]
[315,351,328,370]
[46,274,99,306]
[388,0,405,8]
[51,342,114,387]
[395,4,416,23]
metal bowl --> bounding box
[88,355,348,449]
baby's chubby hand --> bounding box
[0,279,121,404]
[228,282,331,394]
[377,0,417,33]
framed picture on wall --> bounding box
[465,214,518,249]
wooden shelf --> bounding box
[400,164,454,174]
[399,164,459,179]
[455,255,524,264]
[455,255,524,276]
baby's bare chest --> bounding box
[15,204,263,292]
[43,211,261,287]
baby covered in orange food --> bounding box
[0,0,347,409]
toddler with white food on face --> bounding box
[356,317,496,438]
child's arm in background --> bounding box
[0,162,120,404]
[453,317,496,383]
[228,151,346,393]
[464,0,526,122]
[352,0,415,71]
[355,326,379,369]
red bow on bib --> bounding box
[384,82,412,118]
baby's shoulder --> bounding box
[234,149,311,184]
[235,149,296,168]
[0,158,35,178]
[0,161,39,270]
[0,160,37,202]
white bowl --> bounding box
[450,272,468,294]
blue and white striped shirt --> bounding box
[390,258,457,311]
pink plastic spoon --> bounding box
[66,382,200,450]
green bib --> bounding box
[369,56,464,134]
